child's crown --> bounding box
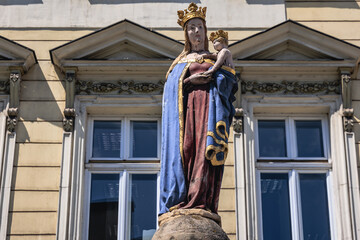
[209,30,228,42]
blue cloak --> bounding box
[159,61,237,215]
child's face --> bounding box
[213,39,225,51]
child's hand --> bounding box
[202,69,214,77]
[196,55,204,63]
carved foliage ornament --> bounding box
[76,80,165,95]
[242,80,340,95]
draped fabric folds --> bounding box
[159,62,237,215]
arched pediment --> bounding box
[50,19,184,74]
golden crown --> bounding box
[177,3,207,28]
[209,30,229,42]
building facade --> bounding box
[0,0,359,239]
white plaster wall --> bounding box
[0,0,286,28]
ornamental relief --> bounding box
[75,80,165,95]
[241,80,340,95]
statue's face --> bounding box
[186,18,205,50]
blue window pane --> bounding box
[89,174,119,240]
[258,120,287,157]
[261,173,292,240]
[296,120,324,157]
[130,174,157,240]
[131,121,158,158]
[300,174,331,240]
[93,121,121,158]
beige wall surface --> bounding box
[285,1,360,46]
[1,1,360,239]
[5,30,64,239]
[0,0,286,28]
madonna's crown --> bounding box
[209,30,228,42]
[177,3,207,28]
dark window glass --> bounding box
[131,121,157,158]
[130,174,157,240]
[300,174,331,240]
[261,173,292,240]
[296,120,324,157]
[89,174,119,240]
[93,121,121,158]
[258,120,287,157]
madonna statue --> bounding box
[159,3,237,216]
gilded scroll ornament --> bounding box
[242,80,340,94]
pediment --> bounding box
[50,19,184,71]
[229,20,360,62]
[76,40,169,61]
[0,35,37,72]
[245,40,339,61]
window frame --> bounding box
[256,169,335,240]
[86,116,161,162]
[254,114,335,240]
[83,115,161,240]
[83,167,160,240]
[254,115,330,162]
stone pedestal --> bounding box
[152,209,229,240]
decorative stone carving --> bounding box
[233,108,243,134]
[344,117,354,133]
[63,70,76,132]
[7,107,18,132]
[340,70,354,132]
[63,108,76,132]
[242,80,340,95]
[0,80,9,94]
[7,70,21,132]
[76,80,164,95]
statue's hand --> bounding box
[201,69,214,78]
[184,73,212,88]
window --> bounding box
[84,117,160,240]
[255,117,334,240]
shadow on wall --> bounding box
[246,0,284,4]
[284,0,359,9]
[89,0,199,4]
[0,0,42,5]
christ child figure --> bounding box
[201,30,234,77]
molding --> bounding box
[76,80,164,95]
[56,132,73,240]
[344,133,360,239]
[241,80,340,95]
[0,131,16,240]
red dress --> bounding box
[178,62,224,213]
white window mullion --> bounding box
[289,170,301,240]
[327,171,336,240]
[118,171,127,240]
[288,118,297,159]
[122,119,128,160]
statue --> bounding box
[154,3,237,239]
